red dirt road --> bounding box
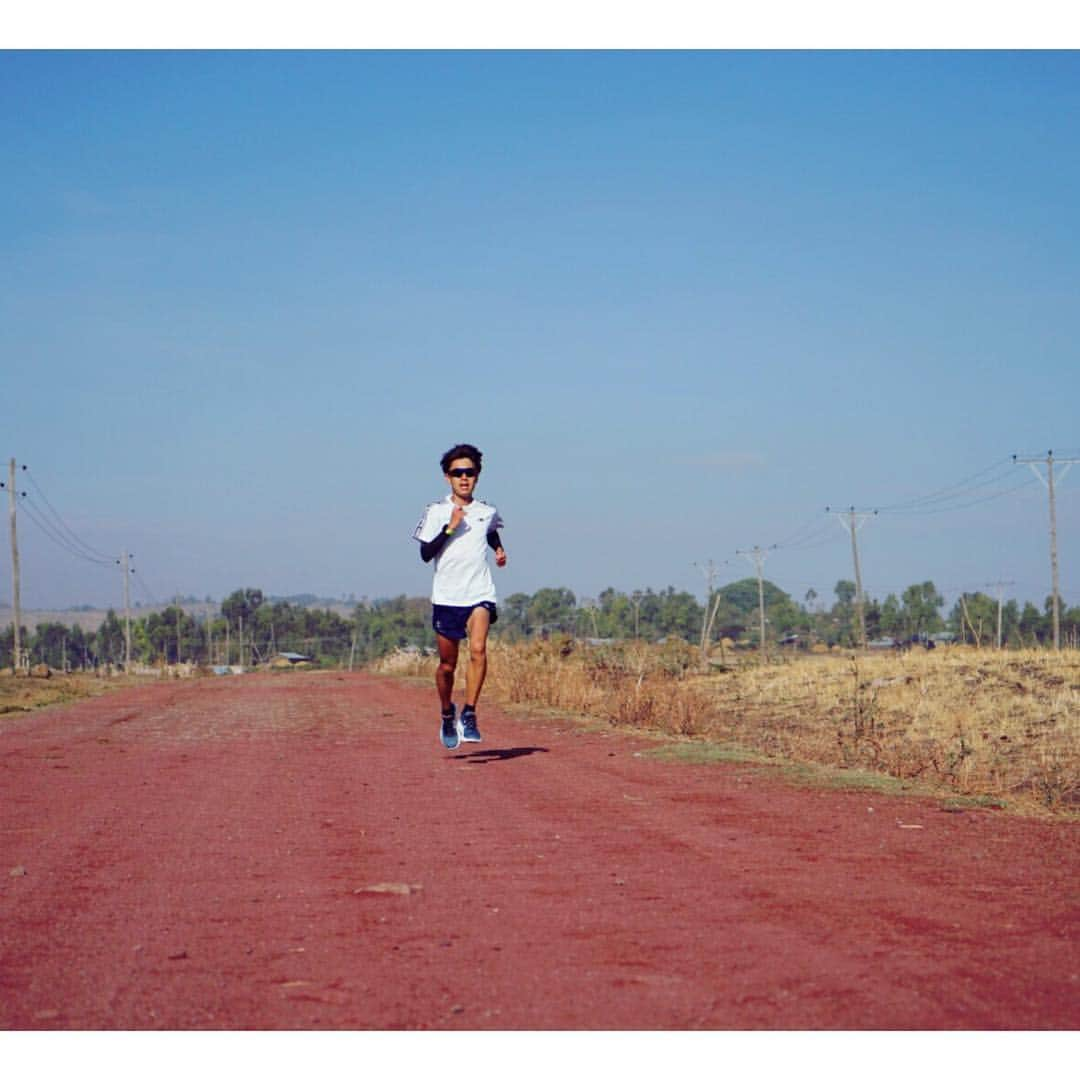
[1,672,1077,1030]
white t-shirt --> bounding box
[413,495,504,606]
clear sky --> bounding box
[2,48,1079,614]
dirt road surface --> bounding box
[1,672,1077,1030]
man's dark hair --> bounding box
[441,443,483,475]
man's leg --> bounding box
[464,605,491,709]
[436,632,462,749]
[435,633,459,712]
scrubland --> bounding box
[376,640,1080,816]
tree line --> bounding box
[3,579,1078,672]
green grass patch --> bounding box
[642,739,1014,809]
[644,741,770,766]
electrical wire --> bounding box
[23,467,113,563]
[878,475,1039,516]
[132,570,160,608]
[875,457,1022,515]
[772,511,832,549]
[20,495,115,568]
[776,521,844,552]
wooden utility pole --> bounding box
[985,580,1015,650]
[736,546,774,654]
[831,507,876,650]
[7,459,22,672]
[1015,452,1078,650]
[119,552,133,670]
[693,559,722,655]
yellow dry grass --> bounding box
[0,670,135,716]
[374,640,1080,815]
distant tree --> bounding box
[1018,601,1046,645]
[880,594,902,637]
[30,622,69,669]
[499,593,533,639]
[144,605,202,664]
[864,598,883,641]
[528,588,576,634]
[708,578,800,645]
[900,581,945,639]
[221,588,264,629]
[95,610,125,666]
[951,592,998,647]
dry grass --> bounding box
[373,640,1080,816]
[0,670,136,716]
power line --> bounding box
[23,467,113,563]
[876,457,1018,514]
[132,569,160,608]
[876,475,1036,516]
[19,495,115,567]
[773,512,834,549]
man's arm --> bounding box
[487,530,507,567]
[420,528,452,563]
[418,504,467,563]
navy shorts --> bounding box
[432,601,498,641]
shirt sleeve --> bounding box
[412,504,443,543]
[488,507,504,533]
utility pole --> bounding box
[736,545,774,654]
[985,580,1015,650]
[1015,451,1078,650]
[6,459,23,672]
[830,507,876,650]
[693,559,722,655]
[118,552,133,670]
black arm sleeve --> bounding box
[420,529,452,563]
[487,530,503,551]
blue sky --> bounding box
[2,49,1079,613]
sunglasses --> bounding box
[448,467,477,478]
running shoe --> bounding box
[460,708,482,743]
[440,706,459,750]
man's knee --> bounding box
[468,639,487,664]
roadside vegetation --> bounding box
[5,575,1080,673]
[375,640,1080,817]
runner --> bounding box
[412,443,507,749]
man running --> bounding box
[413,444,507,749]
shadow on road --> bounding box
[455,746,550,764]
